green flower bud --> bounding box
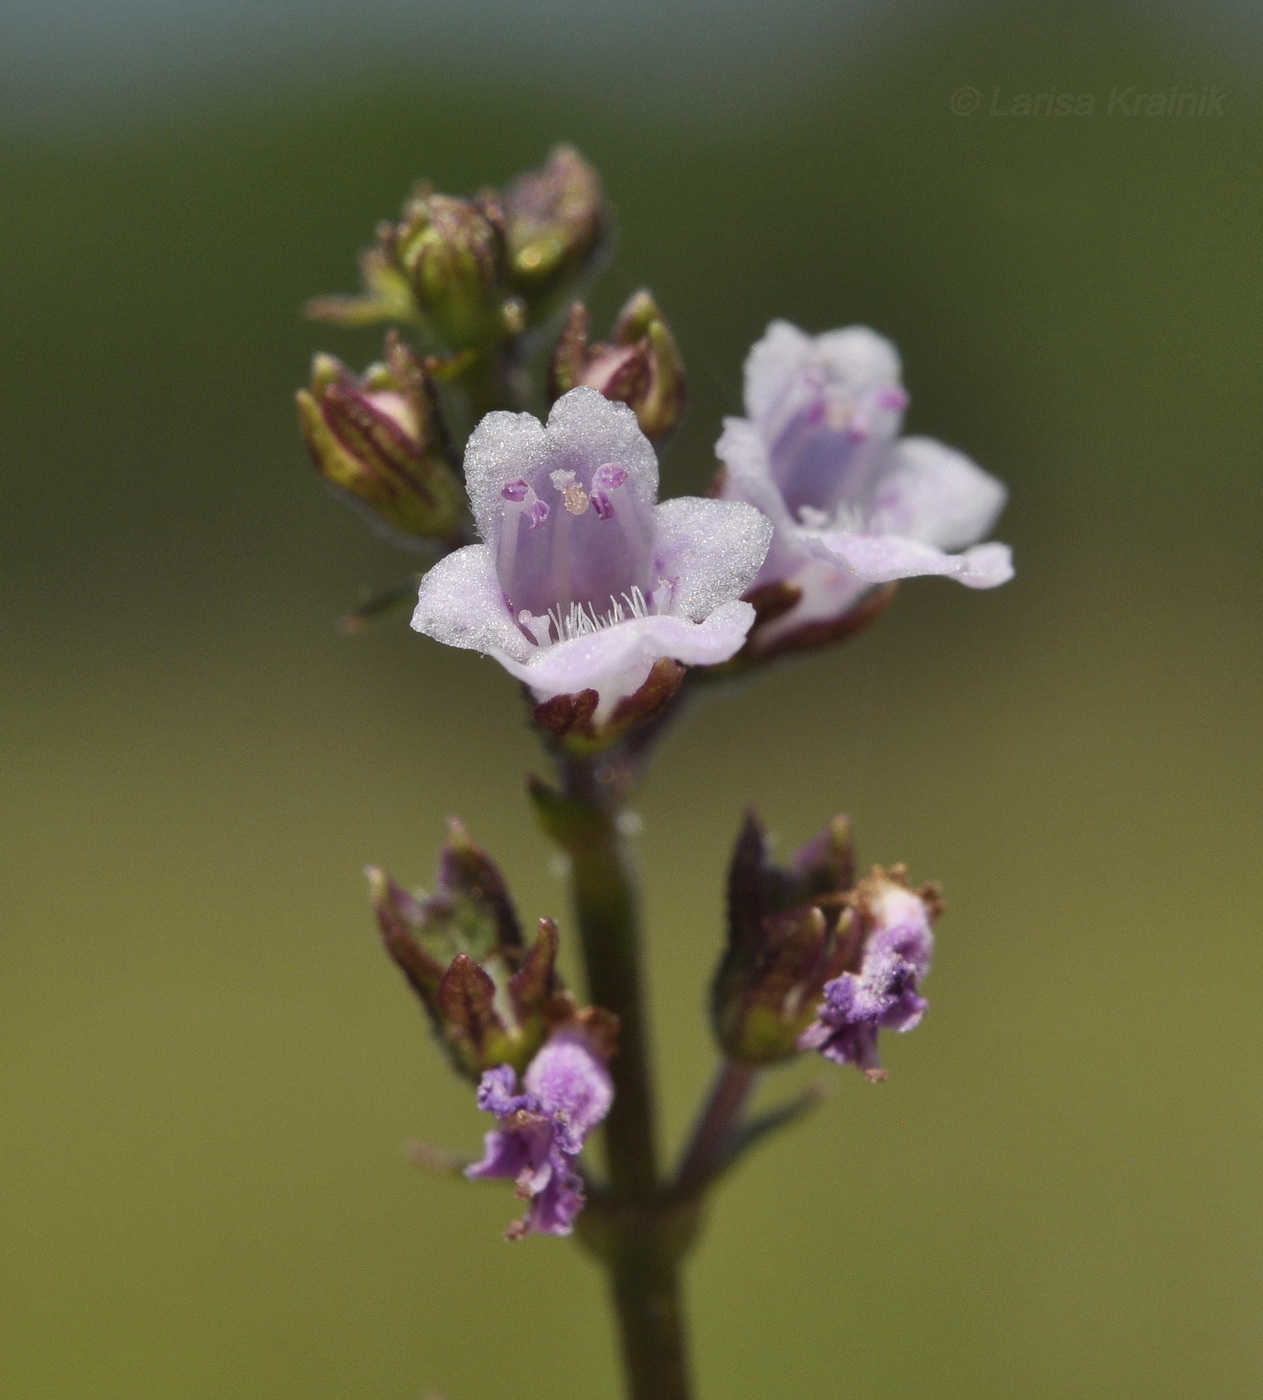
[503,145,608,321]
[389,194,520,351]
[296,332,466,546]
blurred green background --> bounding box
[2,1,1261,1396]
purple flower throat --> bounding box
[496,461,672,648]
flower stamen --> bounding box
[550,469,591,516]
[499,478,550,595]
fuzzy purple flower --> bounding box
[412,387,773,718]
[798,869,938,1079]
[717,321,1013,645]
[466,1025,613,1239]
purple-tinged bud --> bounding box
[434,816,522,950]
[466,1021,614,1239]
[502,145,608,321]
[711,809,857,1064]
[388,193,522,350]
[550,291,686,443]
[296,332,466,546]
[552,304,648,403]
[368,820,575,1079]
[798,865,941,1080]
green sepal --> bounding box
[304,244,421,327]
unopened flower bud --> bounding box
[711,809,857,1064]
[503,145,608,321]
[368,820,575,1078]
[550,291,686,443]
[296,332,466,545]
[389,193,520,350]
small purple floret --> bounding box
[798,877,934,1078]
[465,1027,613,1239]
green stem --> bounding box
[455,345,531,423]
[674,1059,759,1199]
[607,1234,692,1400]
[558,753,693,1400]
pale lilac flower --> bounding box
[466,1026,613,1239]
[412,387,772,718]
[717,321,1012,644]
[798,870,936,1079]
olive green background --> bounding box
[2,2,1260,1397]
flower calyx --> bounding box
[530,656,687,754]
[501,145,608,325]
[711,808,859,1064]
[368,819,576,1079]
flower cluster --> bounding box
[713,810,941,1079]
[297,147,1009,1250]
[306,144,607,348]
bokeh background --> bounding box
[2,2,1261,1396]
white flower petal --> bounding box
[411,544,532,661]
[954,542,1015,588]
[651,497,773,622]
[544,387,659,513]
[772,556,870,632]
[812,325,902,390]
[745,321,902,435]
[714,417,794,527]
[876,436,1008,551]
[462,389,658,546]
[714,416,810,588]
[743,320,817,426]
[806,530,1014,588]
[461,410,550,546]
[492,603,756,718]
